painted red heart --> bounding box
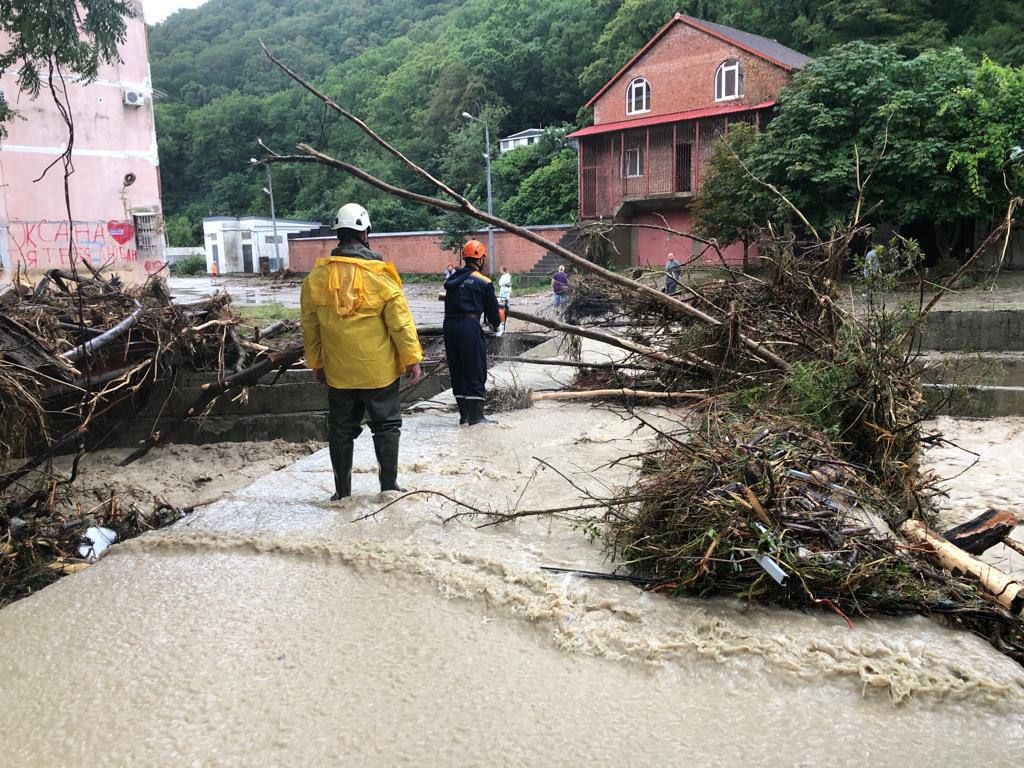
[107,220,135,245]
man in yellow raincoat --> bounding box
[300,203,423,499]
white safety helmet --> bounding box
[332,203,372,232]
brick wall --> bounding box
[288,225,573,275]
[593,22,792,125]
[630,209,758,269]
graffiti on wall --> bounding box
[2,219,162,274]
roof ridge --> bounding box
[584,14,811,109]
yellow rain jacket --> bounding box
[300,252,423,390]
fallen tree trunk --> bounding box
[61,300,144,363]
[532,389,707,402]
[901,519,1024,615]
[506,357,653,371]
[505,308,720,374]
[943,509,1019,555]
[258,40,789,372]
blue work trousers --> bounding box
[443,316,487,401]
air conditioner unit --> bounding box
[123,89,146,107]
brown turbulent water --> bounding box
[1,403,1022,766]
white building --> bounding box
[498,128,544,154]
[203,216,321,274]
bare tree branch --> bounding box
[258,44,791,372]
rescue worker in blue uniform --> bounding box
[443,239,502,426]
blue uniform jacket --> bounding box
[444,266,501,328]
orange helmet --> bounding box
[462,239,487,260]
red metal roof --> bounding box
[585,14,810,108]
[567,100,776,139]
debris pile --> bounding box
[604,418,1024,663]
[0,267,302,603]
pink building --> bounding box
[0,2,163,284]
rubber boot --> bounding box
[457,398,470,426]
[466,400,497,426]
[329,440,354,500]
[373,430,403,492]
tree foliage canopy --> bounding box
[695,44,1024,257]
[145,0,1024,241]
[0,0,135,136]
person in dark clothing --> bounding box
[443,239,502,426]
[664,252,682,296]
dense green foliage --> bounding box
[148,0,1024,241]
[0,0,135,136]
[691,124,777,268]
[696,44,1024,257]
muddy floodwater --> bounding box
[2,401,1023,766]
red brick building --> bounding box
[568,14,810,267]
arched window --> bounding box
[715,60,743,101]
[626,77,650,115]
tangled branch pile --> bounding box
[553,215,1024,664]
[0,268,301,603]
[604,419,1023,663]
[244,42,1024,668]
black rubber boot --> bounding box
[457,399,469,426]
[329,440,354,500]
[373,430,403,492]
[466,400,497,426]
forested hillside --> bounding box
[151,0,1024,243]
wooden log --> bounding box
[901,519,1024,615]
[942,509,1020,555]
[531,388,706,402]
[506,308,721,374]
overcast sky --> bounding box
[141,0,209,24]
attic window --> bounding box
[626,77,650,115]
[715,60,743,101]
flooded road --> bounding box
[2,389,1023,764]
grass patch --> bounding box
[234,303,301,323]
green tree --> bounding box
[438,212,480,255]
[691,124,778,269]
[164,213,201,247]
[753,43,985,254]
[500,150,578,225]
[0,0,135,136]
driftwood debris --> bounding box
[532,388,706,403]
[902,519,1024,615]
[943,509,1020,556]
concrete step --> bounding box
[924,383,1024,418]
[920,310,1024,352]
[919,351,1024,388]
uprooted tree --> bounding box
[255,42,1024,666]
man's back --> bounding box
[301,254,421,390]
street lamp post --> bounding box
[461,111,495,263]
[250,158,281,271]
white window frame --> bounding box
[623,146,643,178]
[626,77,650,115]
[715,60,743,101]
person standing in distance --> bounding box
[551,264,569,307]
[443,239,502,426]
[300,203,423,499]
[664,252,682,296]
